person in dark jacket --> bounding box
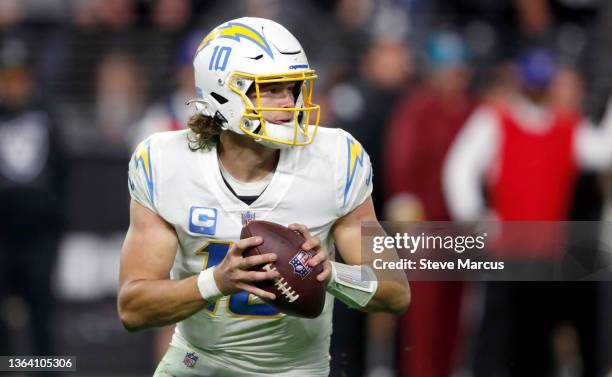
[0,37,67,358]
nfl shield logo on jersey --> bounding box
[241,211,256,226]
[183,352,198,368]
[289,250,314,279]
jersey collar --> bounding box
[200,143,300,218]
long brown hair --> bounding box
[187,113,222,151]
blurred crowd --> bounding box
[1,0,612,376]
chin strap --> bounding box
[253,121,309,149]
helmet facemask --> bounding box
[229,70,320,148]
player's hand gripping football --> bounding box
[288,223,332,284]
[213,237,280,300]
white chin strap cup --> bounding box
[253,121,308,149]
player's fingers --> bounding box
[241,269,279,282]
[235,282,276,301]
[232,236,263,255]
[289,223,319,249]
[308,248,328,267]
[239,253,278,269]
[288,223,312,239]
[317,261,332,282]
[303,236,321,251]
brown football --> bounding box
[240,220,325,318]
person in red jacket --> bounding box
[445,52,612,223]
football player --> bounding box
[118,17,410,376]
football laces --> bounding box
[263,263,300,303]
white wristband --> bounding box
[197,267,223,302]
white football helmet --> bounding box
[190,17,320,149]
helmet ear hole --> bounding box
[213,111,229,130]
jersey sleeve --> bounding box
[334,129,374,217]
[128,137,159,213]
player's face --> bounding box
[248,82,296,124]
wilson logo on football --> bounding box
[289,250,314,279]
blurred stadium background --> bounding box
[1,0,611,376]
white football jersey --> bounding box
[127,127,373,375]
